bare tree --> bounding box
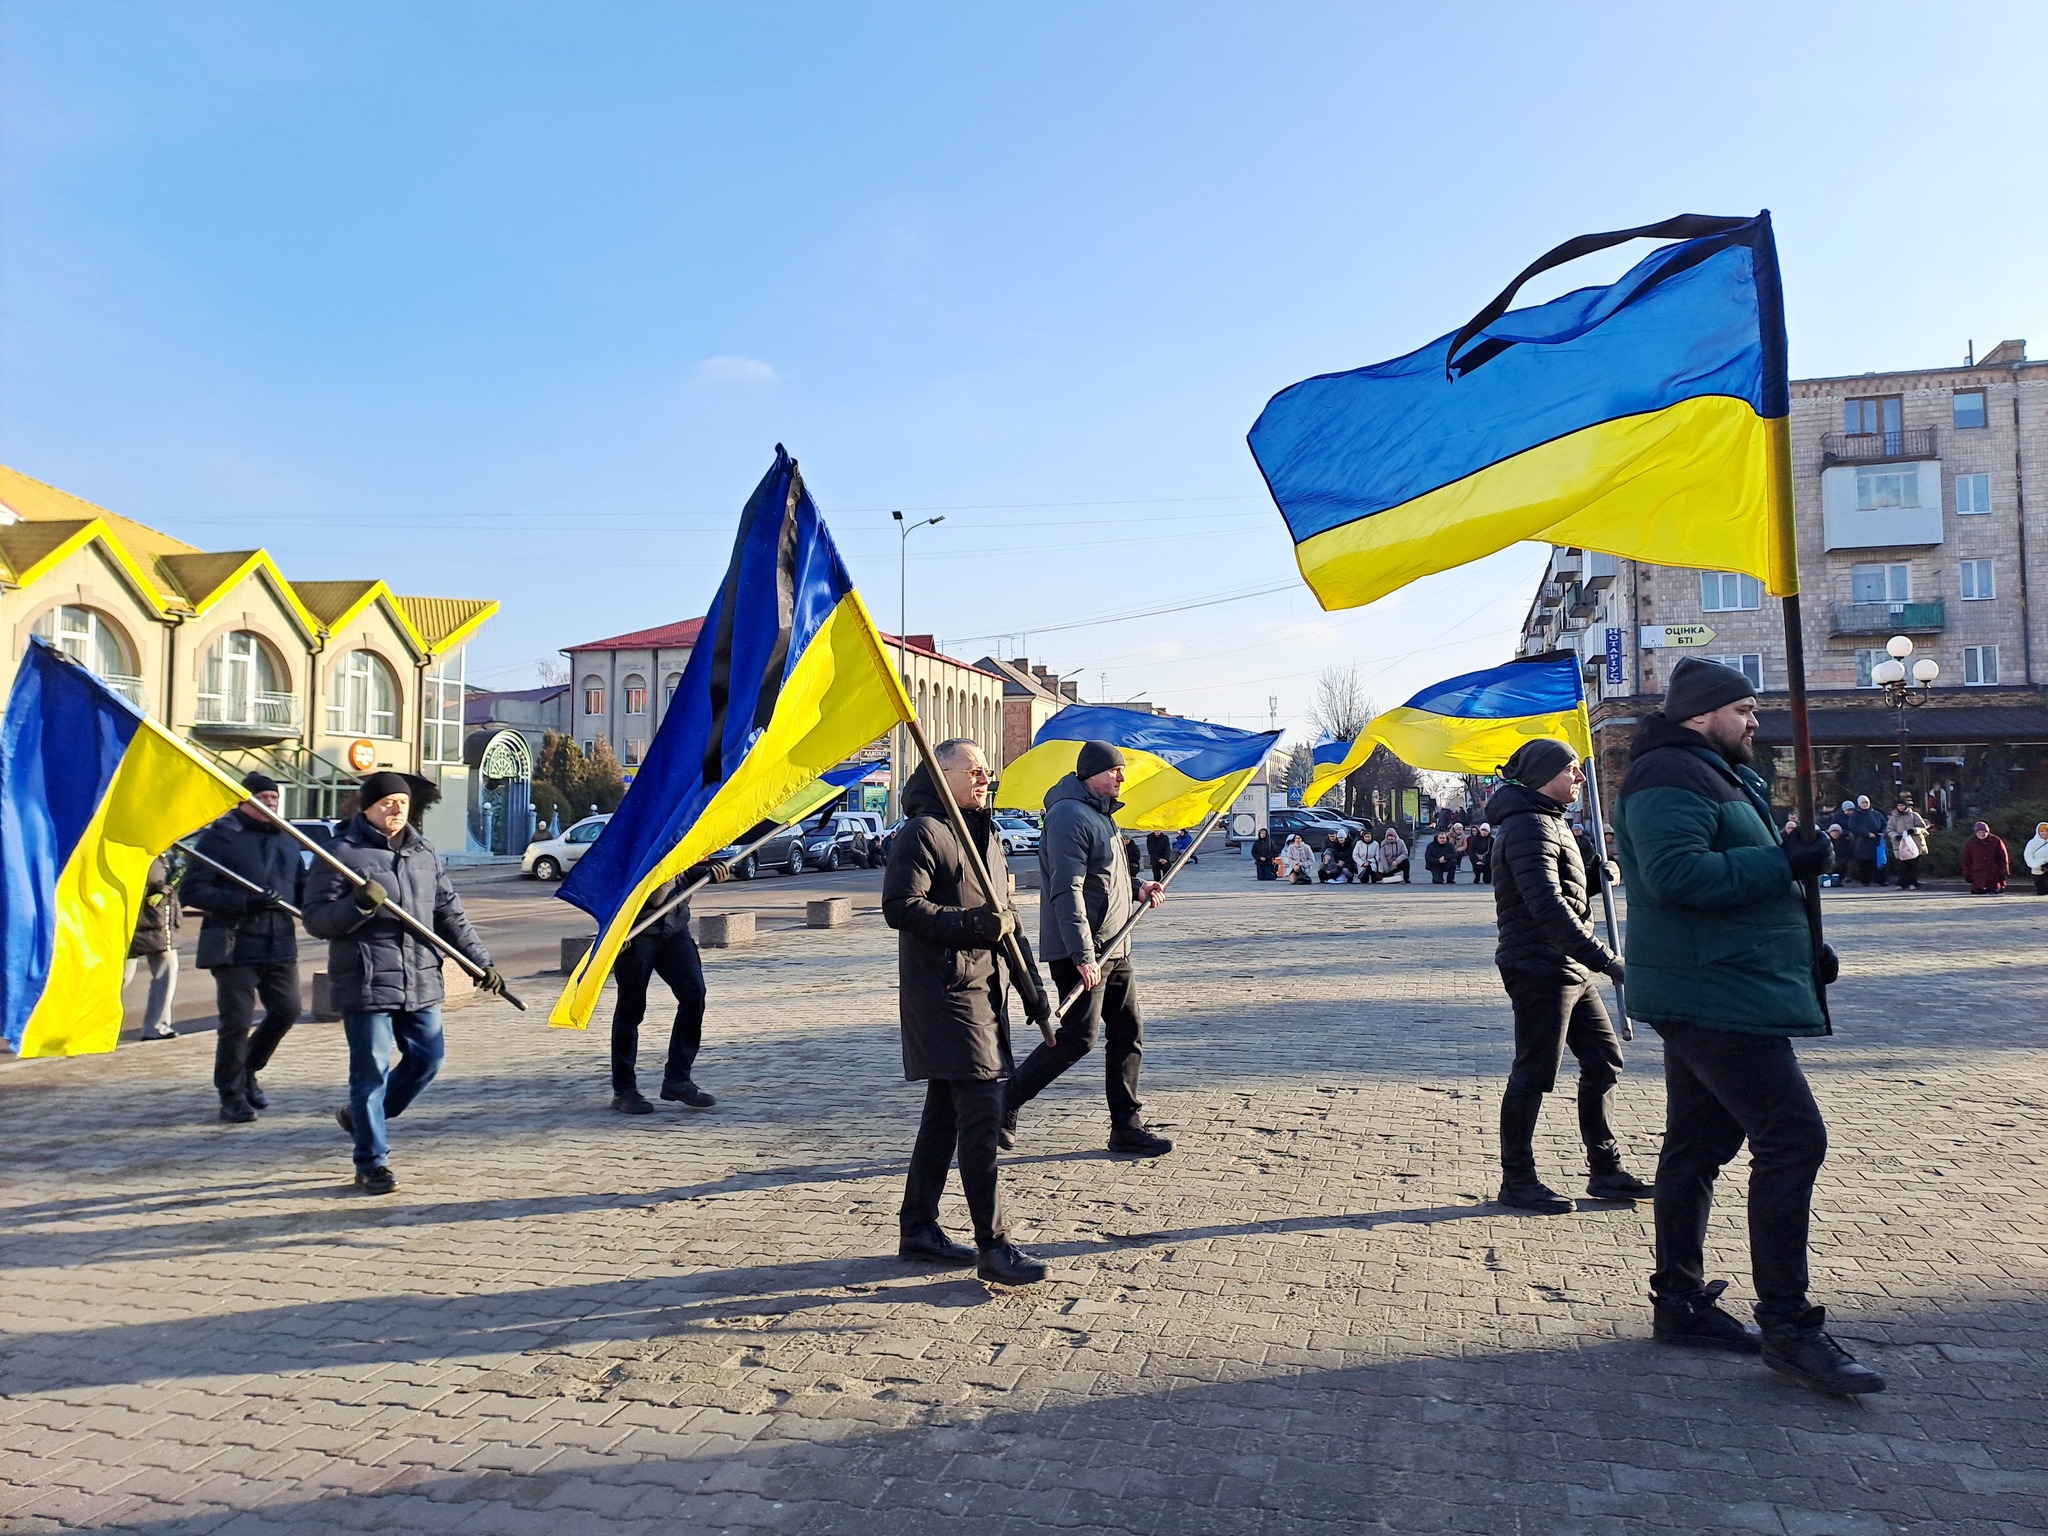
[536,658,569,686]
[1307,664,1376,818]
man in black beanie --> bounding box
[180,771,304,1122]
[1484,738,1651,1212]
[1002,741,1171,1156]
[1614,657,1880,1395]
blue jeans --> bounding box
[342,1006,444,1170]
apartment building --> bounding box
[1519,340,2048,820]
[975,655,1082,766]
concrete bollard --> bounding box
[1016,866,1040,891]
[311,973,340,1022]
[697,911,755,948]
[806,896,853,929]
[562,935,594,974]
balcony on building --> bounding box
[1581,552,1621,590]
[193,689,304,745]
[1565,581,1598,620]
[1828,599,1945,638]
[102,674,148,708]
[1820,426,1938,467]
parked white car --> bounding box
[523,814,610,880]
[994,815,1040,854]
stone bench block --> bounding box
[562,935,594,974]
[1015,867,1041,891]
[697,911,755,948]
[806,896,853,929]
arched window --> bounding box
[326,649,400,738]
[581,675,605,716]
[945,687,956,737]
[622,673,648,716]
[199,629,291,726]
[34,605,141,704]
[916,679,927,725]
[664,673,683,704]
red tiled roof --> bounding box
[566,617,706,652]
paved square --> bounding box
[4,866,2045,1534]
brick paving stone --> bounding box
[1,873,2043,1533]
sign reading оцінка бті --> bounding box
[1638,624,1716,649]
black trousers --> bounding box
[211,963,300,1099]
[1652,1021,1828,1324]
[1894,856,1922,890]
[610,929,707,1093]
[1500,967,1624,1172]
[901,1077,1006,1246]
[1007,956,1144,1126]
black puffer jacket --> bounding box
[881,764,1027,1081]
[1039,772,1135,964]
[302,815,490,1012]
[1484,782,1618,978]
[129,856,180,958]
[180,813,304,969]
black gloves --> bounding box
[1818,944,1839,987]
[474,965,508,996]
[1782,827,1834,882]
[354,878,389,913]
[1605,959,1626,988]
[966,906,1017,945]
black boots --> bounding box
[1497,1094,1571,1212]
[661,1079,716,1108]
[355,1165,397,1196]
[898,1223,975,1266]
[1586,1167,1656,1201]
[1108,1121,1173,1157]
[1762,1307,1886,1395]
[243,1074,269,1110]
[611,1091,653,1115]
[1652,1281,1761,1353]
[219,1095,256,1124]
[976,1241,1048,1285]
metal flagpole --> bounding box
[174,840,304,920]
[1574,740,1631,1042]
[1049,799,1231,1022]
[902,715,1055,1043]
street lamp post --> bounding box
[1870,633,1940,804]
[888,510,945,821]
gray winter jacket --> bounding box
[1037,773,1135,965]
[301,814,490,1013]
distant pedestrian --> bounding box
[608,857,732,1115]
[1174,829,1198,866]
[1887,798,1929,891]
[1423,829,1459,884]
[1961,822,2009,895]
[1251,828,1279,881]
[1378,828,1410,883]
[1278,833,1314,884]
[127,854,181,1041]
[1147,830,1173,883]
[2025,823,2048,895]
[1846,796,1886,886]
[1467,822,1495,885]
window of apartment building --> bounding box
[1708,654,1764,690]
[1854,649,1885,688]
[580,740,594,758]
[1952,389,1987,430]
[1963,645,1999,686]
[1959,560,1995,601]
[1855,464,1919,511]
[623,739,647,766]
[622,674,648,715]
[581,677,605,716]
[1850,564,1910,604]
[421,647,467,765]
[326,649,399,738]
[1956,472,1992,514]
[1843,395,1902,438]
[34,604,142,703]
[1699,571,1761,611]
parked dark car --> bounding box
[1267,808,1354,851]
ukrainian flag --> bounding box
[995,705,1279,831]
[551,448,913,1028]
[1304,653,1591,806]
[1250,213,1797,611]
[2,639,249,1057]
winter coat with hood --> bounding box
[301,814,490,1013]
[1961,829,2010,892]
[180,811,304,969]
[881,763,1027,1081]
[1483,783,1617,978]
[1845,806,1887,860]
[129,855,180,959]
[1038,772,1136,963]
[1611,713,1825,1037]
[2025,826,2048,876]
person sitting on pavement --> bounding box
[1277,832,1315,884]
[1423,828,1460,884]
[1251,828,1279,881]
[1318,832,1353,883]
[1485,738,1651,1215]
[1354,833,1386,884]
[305,773,506,1196]
[608,857,732,1115]
[1961,821,2010,894]
[2026,822,2048,896]
[1378,828,1410,883]
[1466,822,1495,886]
[1613,656,1881,1397]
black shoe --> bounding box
[1108,1123,1173,1157]
[355,1165,397,1196]
[976,1241,1048,1285]
[333,1105,354,1136]
[1652,1281,1762,1354]
[1496,1176,1574,1214]
[243,1075,268,1111]
[898,1223,975,1266]
[1761,1307,1886,1396]
[660,1079,716,1108]
[219,1095,256,1124]
[611,1091,654,1115]
[142,1025,177,1040]
[1586,1167,1655,1201]
[997,1109,1018,1151]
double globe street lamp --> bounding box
[1869,633,1940,804]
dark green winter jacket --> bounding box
[1612,714,1827,1037]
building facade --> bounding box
[975,655,1080,766]
[0,465,499,851]
[1517,340,2048,822]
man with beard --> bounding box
[1613,658,1880,1395]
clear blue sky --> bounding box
[4,3,2043,736]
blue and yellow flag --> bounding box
[1304,653,1591,806]
[2,639,250,1057]
[1250,213,1796,611]
[551,448,912,1028]
[995,705,1279,831]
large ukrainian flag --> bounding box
[1250,213,1796,611]
[1304,654,1590,806]
[2,639,249,1057]
[551,448,913,1029]
[995,705,1279,831]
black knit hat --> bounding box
[1075,741,1126,779]
[1663,655,1756,722]
[356,771,413,808]
[241,770,280,795]
[1499,738,1575,789]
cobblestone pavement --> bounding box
[4,866,2045,1535]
